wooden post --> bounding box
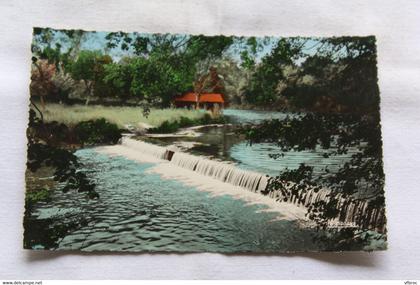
[196,92,200,109]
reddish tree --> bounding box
[193,66,225,108]
[30,59,57,109]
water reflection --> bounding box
[144,109,355,178]
[28,149,321,252]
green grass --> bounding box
[25,187,52,209]
[41,104,206,129]
[148,114,227,133]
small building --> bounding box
[173,92,225,110]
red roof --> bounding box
[174,92,197,102]
[199,93,224,103]
[174,92,224,103]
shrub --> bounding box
[25,188,52,210]
[148,114,227,134]
[178,116,194,128]
[74,118,122,145]
[198,113,226,125]
[148,120,180,134]
[198,113,213,125]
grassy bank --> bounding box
[42,104,207,128]
[148,114,227,133]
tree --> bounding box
[244,38,304,106]
[214,58,251,105]
[30,58,57,109]
[32,28,88,62]
[238,37,385,249]
[31,28,96,106]
[321,36,380,112]
[129,54,189,107]
[193,63,226,108]
[103,61,133,102]
[92,54,113,101]
[104,33,234,109]
[279,37,380,113]
[68,50,112,105]
[240,113,385,239]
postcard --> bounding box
[24,28,386,252]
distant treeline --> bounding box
[31,28,379,115]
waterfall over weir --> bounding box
[170,152,269,192]
[267,186,386,232]
[120,137,385,232]
[122,137,169,160]
[121,137,269,193]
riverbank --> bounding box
[41,104,207,129]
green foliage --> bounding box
[74,118,122,145]
[282,85,322,109]
[104,51,193,107]
[240,50,255,69]
[148,113,226,133]
[93,54,113,98]
[23,213,87,249]
[238,36,265,69]
[68,50,113,103]
[68,50,98,81]
[103,62,133,100]
[27,108,122,146]
[103,33,233,108]
[244,38,303,106]
[198,113,224,125]
[241,114,334,151]
[148,120,181,134]
[178,116,195,126]
[27,109,99,201]
[326,37,379,111]
[31,29,380,114]
[186,35,234,62]
[25,188,52,210]
[314,228,387,251]
[27,140,98,198]
[291,37,380,113]
[129,56,190,106]
[239,112,385,233]
[241,36,380,113]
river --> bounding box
[25,109,378,252]
[28,148,322,252]
[26,108,357,252]
[145,109,356,177]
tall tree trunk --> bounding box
[30,98,44,122]
[84,80,92,106]
[40,95,46,110]
[196,92,200,109]
[33,61,46,111]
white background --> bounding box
[1,0,419,280]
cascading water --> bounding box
[120,137,385,232]
[121,137,269,193]
[170,152,269,192]
[121,136,168,160]
[267,182,386,232]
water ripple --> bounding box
[32,148,321,252]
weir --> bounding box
[267,186,386,232]
[121,137,269,193]
[170,152,269,192]
[122,137,168,160]
[120,137,386,232]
